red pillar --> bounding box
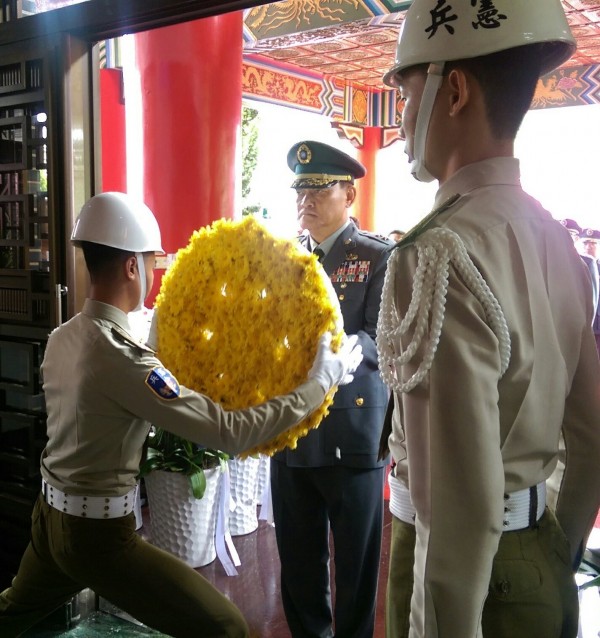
[354,126,380,232]
[100,68,127,192]
[134,13,243,303]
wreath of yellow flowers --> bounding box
[154,215,344,458]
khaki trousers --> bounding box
[0,495,249,638]
[386,508,579,638]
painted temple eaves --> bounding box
[241,1,600,144]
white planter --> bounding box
[228,457,260,536]
[144,468,221,568]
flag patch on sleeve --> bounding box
[145,367,181,400]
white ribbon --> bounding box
[258,458,274,525]
[215,464,241,576]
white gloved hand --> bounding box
[308,333,363,393]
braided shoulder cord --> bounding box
[377,227,511,394]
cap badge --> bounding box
[297,143,312,165]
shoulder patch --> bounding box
[145,366,181,400]
[111,326,155,354]
[357,230,393,246]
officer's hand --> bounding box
[308,333,362,393]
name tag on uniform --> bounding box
[331,260,370,283]
[145,366,180,400]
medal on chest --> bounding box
[331,258,370,283]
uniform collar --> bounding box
[396,158,521,248]
[309,220,351,257]
[434,157,521,210]
[82,299,132,333]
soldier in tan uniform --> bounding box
[378,1,600,637]
[0,192,363,638]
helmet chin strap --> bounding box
[409,62,445,183]
[134,253,146,312]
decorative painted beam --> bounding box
[242,56,600,147]
[532,64,600,109]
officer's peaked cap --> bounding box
[287,140,366,189]
[560,218,582,235]
[582,228,600,240]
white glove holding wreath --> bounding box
[308,333,362,392]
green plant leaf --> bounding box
[189,470,207,499]
[579,574,600,590]
[138,426,228,497]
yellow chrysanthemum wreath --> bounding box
[154,215,344,458]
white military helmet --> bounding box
[383,0,576,88]
[71,191,163,253]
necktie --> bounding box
[313,247,325,263]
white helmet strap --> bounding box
[135,252,146,312]
[409,62,445,183]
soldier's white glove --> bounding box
[308,333,363,393]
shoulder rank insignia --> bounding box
[397,193,461,248]
[111,326,155,354]
[145,366,181,400]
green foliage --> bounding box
[242,105,259,203]
[138,427,228,499]
[579,574,600,590]
[242,204,261,217]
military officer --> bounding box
[379,1,600,637]
[271,141,393,638]
[561,219,599,324]
[0,192,363,638]
[581,227,600,262]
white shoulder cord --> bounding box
[377,227,511,393]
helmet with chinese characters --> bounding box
[383,0,576,88]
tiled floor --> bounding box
[23,507,600,637]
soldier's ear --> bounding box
[345,184,357,208]
[125,255,138,282]
[446,67,471,118]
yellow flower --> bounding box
[155,216,343,458]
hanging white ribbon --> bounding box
[215,464,241,576]
[258,458,274,525]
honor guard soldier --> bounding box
[270,141,393,638]
[0,192,363,638]
[378,2,600,637]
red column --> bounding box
[354,126,380,232]
[100,68,127,192]
[134,13,243,303]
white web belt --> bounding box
[389,474,546,532]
